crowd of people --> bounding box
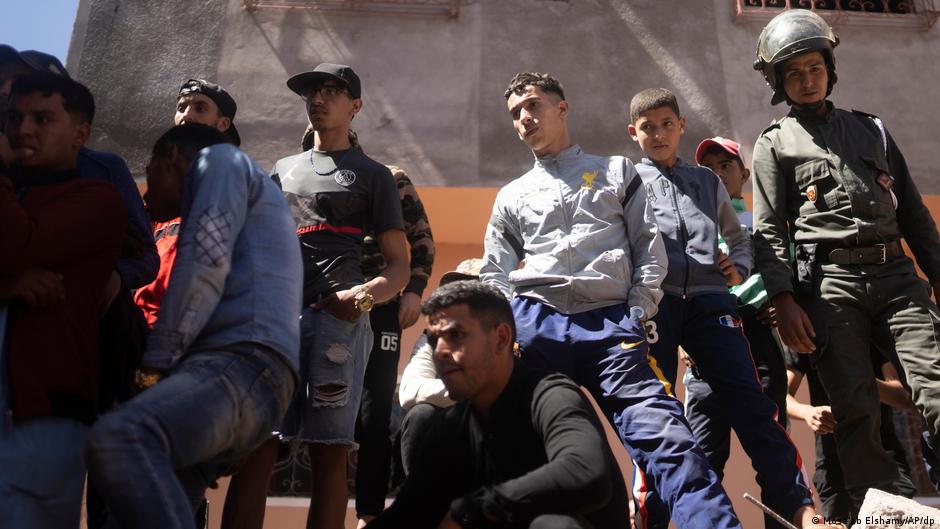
[0,8,939,529]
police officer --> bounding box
[751,9,940,517]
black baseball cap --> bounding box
[287,63,361,99]
[178,79,241,146]
[0,45,69,77]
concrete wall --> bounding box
[69,0,940,192]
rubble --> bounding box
[853,489,940,528]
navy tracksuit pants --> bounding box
[642,293,813,529]
[512,296,742,529]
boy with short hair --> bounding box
[629,88,817,529]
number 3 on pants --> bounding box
[644,321,659,344]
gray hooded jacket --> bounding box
[481,145,667,319]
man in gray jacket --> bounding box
[481,72,743,529]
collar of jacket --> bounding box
[639,157,689,172]
[534,144,582,168]
[789,100,835,124]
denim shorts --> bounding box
[279,306,372,446]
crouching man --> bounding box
[367,281,629,529]
[86,123,303,529]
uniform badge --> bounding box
[718,315,742,328]
[335,169,357,186]
[805,185,818,203]
[580,170,598,190]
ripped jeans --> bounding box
[279,306,372,446]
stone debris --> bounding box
[854,489,940,528]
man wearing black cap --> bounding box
[134,79,241,332]
[250,62,408,529]
[175,79,241,145]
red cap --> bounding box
[695,137,744,167]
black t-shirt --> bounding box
[272,147,403,304]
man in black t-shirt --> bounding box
[266,62,409,529]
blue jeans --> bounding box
[644,293,812,528]
[0,417,87,529]
[280,306,372,445]
[0,305,88,529]
[511,297,741,529]
[86,346,295,529]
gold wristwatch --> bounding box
[135,369,164,390]
[351,285,375,313]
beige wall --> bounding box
[70,0,940,194]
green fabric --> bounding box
[719,199,768,309]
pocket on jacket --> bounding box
[794,159,839,211]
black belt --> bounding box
[825,240,904,265]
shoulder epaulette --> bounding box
[851,109,880,120]
[759,119,783,136]
[851,109,888,157]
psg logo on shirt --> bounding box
[335,169,357,186]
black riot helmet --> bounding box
[753,9,839,105]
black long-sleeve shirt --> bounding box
[369,363,629,529]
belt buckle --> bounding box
[875,243,886,264]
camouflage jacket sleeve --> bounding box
[390,166,435,296]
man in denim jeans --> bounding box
[86,123,303,529]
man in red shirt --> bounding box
[0,72,124,529]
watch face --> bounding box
[360,296,374,312]
[355,290,375,312]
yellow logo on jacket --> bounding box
[581,170,598,190]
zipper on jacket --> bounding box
[556,173,574,309]
[667,167,691,299]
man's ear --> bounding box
[217,116,232,132]
[678,116,687,135]
[742,166,751,184]
[72,121,91,149]
[494,321,514,356]
[627,123,639,142]
[558,100,569,120]
[350,98,363,120]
